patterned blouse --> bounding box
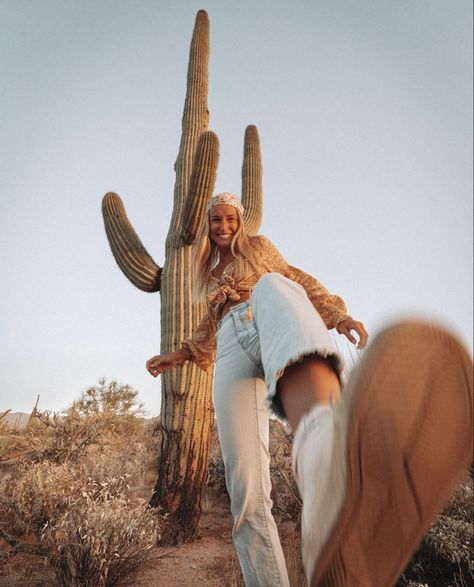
[181,235,349,372]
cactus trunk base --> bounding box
[150,434,212,544]
[149,337,215,542]
[150,419,214,542]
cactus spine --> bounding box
[101,10,262,540]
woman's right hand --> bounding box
[146,349,190,377]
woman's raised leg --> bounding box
[251,273,344,422]
[250,272,347,583]
[278,356,341,432]
[251,274,473,586]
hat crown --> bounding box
[206,192,244,215]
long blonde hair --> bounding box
[192,209,262,303]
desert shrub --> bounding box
[81,438,150,483]
[0,411,14,463]
[4,408,110,464]
[145,415,162,453]
[206,427,226,495]
[0,461,78,540]
[269,420,301,521]
[70,378,147,436]
[42,495,160,587]
[0,411,11,434]
[0,410,34,463]
[398,472,474,587]
[0,379,148,465]
[0,458,163,586]
[0,380,164,586]
[0,443,153,536]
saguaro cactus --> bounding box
[101,10,262,540]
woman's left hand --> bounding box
[337,318,369,350]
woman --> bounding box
[147,193,472,587]
[147,191,365,586]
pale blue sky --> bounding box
[1,0,472,414]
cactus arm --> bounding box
[102,192,161,292]
[181,130,219,244]
[241,125,263,235]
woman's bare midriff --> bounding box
[219,291,251,320]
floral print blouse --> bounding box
[181,235,349,372]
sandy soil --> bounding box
[130,492,243,587]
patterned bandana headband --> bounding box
[206,192,245,215]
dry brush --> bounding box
[0,388,163,587]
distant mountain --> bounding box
[1,412,31,429]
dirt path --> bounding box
[131,493,243,587]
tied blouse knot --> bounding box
[181,236,349,372]
[207,274,243,307]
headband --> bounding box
[206,192,244,215]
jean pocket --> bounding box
[236,318,261,366]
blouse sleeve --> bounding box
[256,236,349,330]
[254,235,291,272]
[181,313,216,373]
[286,264,349,330]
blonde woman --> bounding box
[146,193,472,587]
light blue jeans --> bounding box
[213,273,343,587]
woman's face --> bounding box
[209,204,240,251]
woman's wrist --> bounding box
[336,316,352,333]
[174,348,191,364]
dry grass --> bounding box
[42,494,161,587]
[397,472,474,587]
[1,409,111,464]
[269,421,301,522]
